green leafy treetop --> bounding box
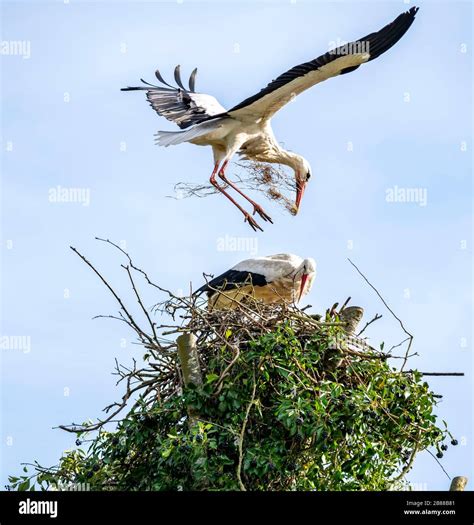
[7,242,457,491]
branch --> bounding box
[426,448,451,480]
[237,369,257,491]
[348,259,414,370]
[357,313,382,337]
[70,246,153,346]
[402,371,464,377]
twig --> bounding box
[426,448,451,480]
[402,371,464,377]
[388,336,411,353]
[170,161,296,214]
[338,296,352,312]
[70,246,153,346]
[122,263,158,341]
[389,431,421,486]
[348,259,414,371]
[357,313,382,337]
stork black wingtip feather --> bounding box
[229,6,420,113]
[174,65,186,90]
[188,67,198,93]
[154,68,175,88]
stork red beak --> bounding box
[298,273,309,302]
[295,179,306,214]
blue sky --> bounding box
[1,0,472,491]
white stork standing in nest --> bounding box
[195,254,316,310]
[122,7,418,231]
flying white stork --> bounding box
[122,7,418,231]
[195,254,316,310]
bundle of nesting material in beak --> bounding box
[246,163,298,215]
[172,161,298,215]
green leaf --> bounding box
[206,373,219,384]
[161,447,173,459]
[18,480,30,491]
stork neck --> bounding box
[274,148,303,172]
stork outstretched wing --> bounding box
[228,7,418,121]
[121,65,226,129]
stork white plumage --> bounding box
[122,7,418,231]
[196,254,316,310]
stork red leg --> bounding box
[218,161,273,224]
[209,162,263,232]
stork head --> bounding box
[276,150,312,214]
[290,155,312,215]
[294,257,316,302]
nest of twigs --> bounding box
[57,240,415,435]
[172,161,296,214]
[10,240,457,492]
[163,295,383,387]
